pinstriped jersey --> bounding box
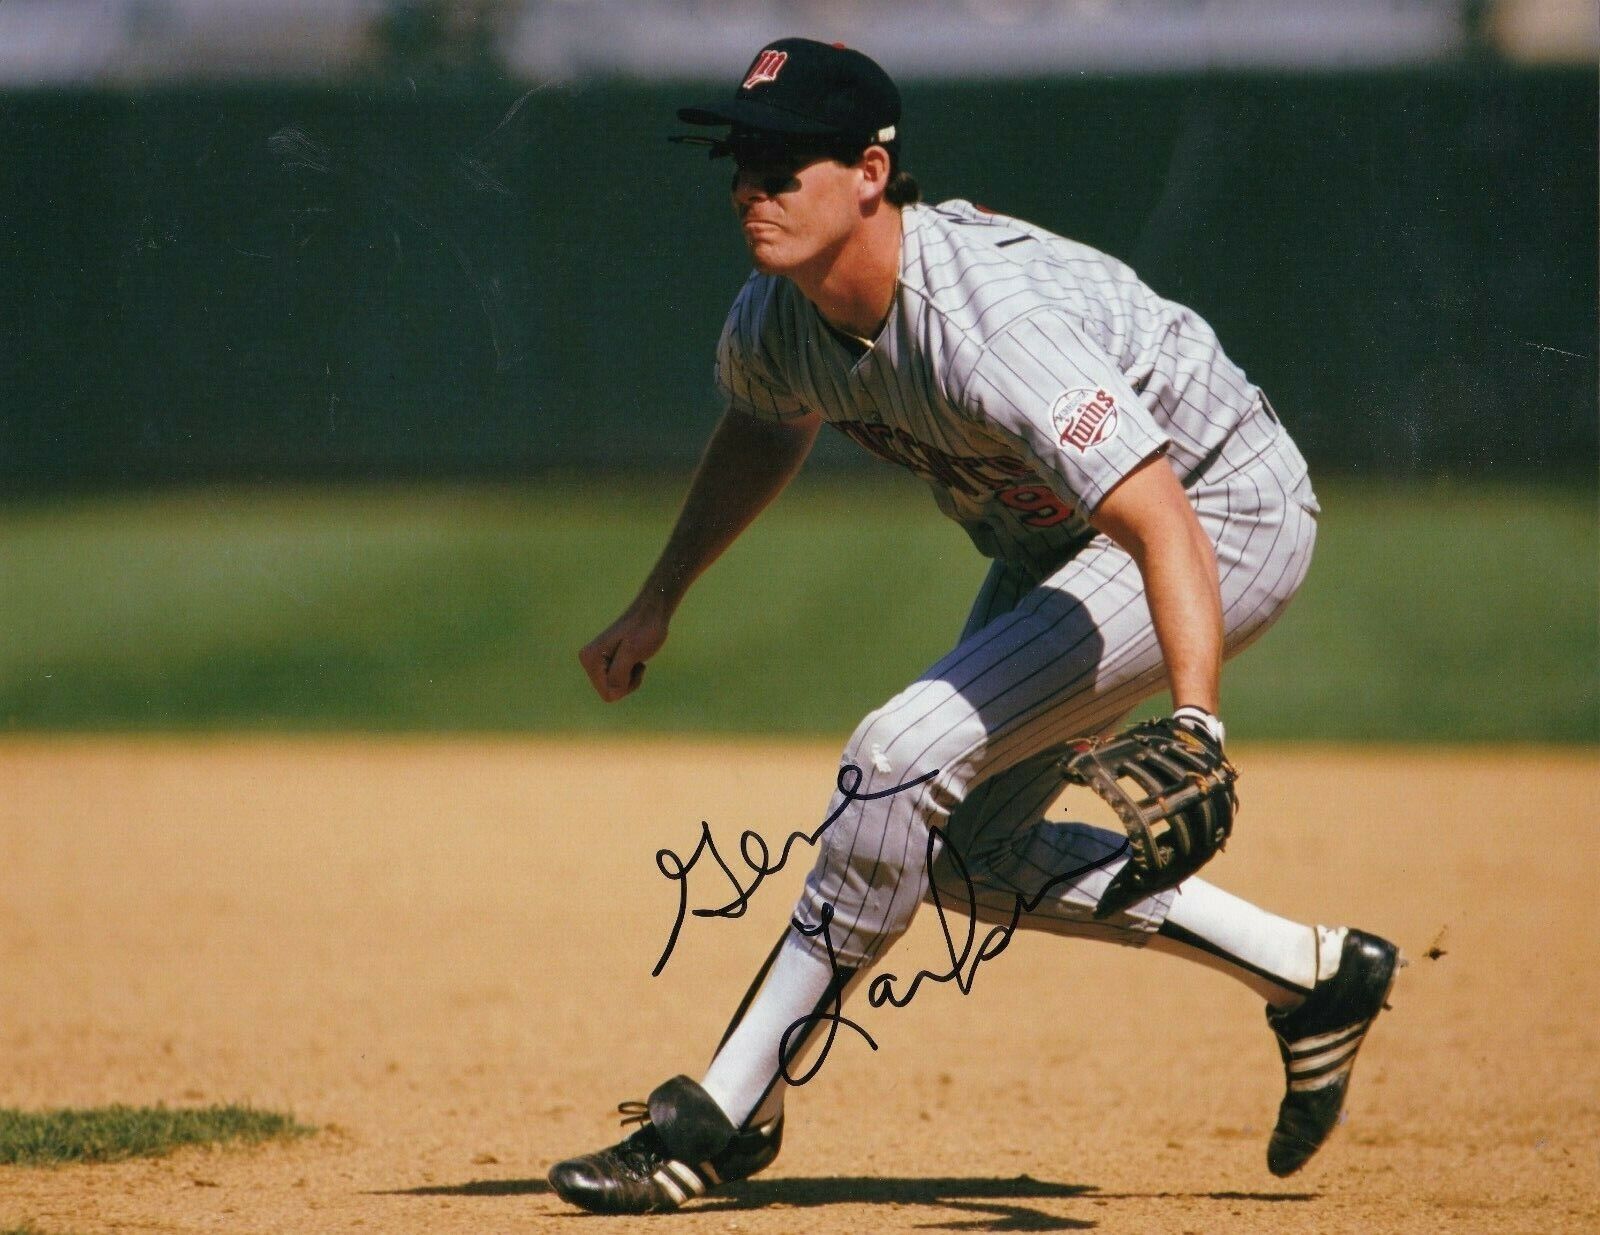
[715,198,1311,570]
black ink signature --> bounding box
[650,762,940,977]
[779,904,879,1086]
[777,824,1129,1085]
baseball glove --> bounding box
[1062,713,1239,919]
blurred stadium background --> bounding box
[0,1,1594,738]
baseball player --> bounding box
[550,38,1398,1215]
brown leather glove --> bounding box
[1062,712,1239,919]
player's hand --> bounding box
[578,605,669,702]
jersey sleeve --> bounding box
[713,278,812,422]
[954,309,1170,512]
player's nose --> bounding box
[731,164,800,206]
[731,169,766,207]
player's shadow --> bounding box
[380,1173,1317,1229]
[382,1173,1094,1228]
[705,1174,1099,1229]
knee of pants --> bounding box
[795,691,989,967]
[839,683,990,815]
[818,690,989,888]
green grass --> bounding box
[0,1104,314,1166]
[2,1227,82,1235]
[0,476,1593,741]
[1212,480,1598,741]
[3,1225,90,1235]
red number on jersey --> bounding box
[997,484,1076,528]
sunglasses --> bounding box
[722,134,865,194]
[728,154,821,196]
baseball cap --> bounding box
[673,37,900,151]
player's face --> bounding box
[728,141,866,276]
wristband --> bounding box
[1171,705,1226,747]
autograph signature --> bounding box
[777,825,1128,1085]
[651,762,939,976]
[648,759,1131,1088]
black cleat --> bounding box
[1265,927,1399,1176]
[547,1075,784,1214]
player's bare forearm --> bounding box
[578,408,820,702]
[1138,527,1223,715]
[637,407,822,615]
[1089,455,1223,715]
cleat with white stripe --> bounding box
[547,1075,784,1214]
[1265,927,1399,1177]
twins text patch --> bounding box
[1051,387,1119,452]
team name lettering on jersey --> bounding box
[834,420,1034,496]
[1051,388,1119,453]
[742,49,788,89]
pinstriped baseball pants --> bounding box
[795,447,1321,970]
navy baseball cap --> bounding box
[674,37,900,150]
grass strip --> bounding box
[0,1104,314,1166]
[0,477,1593,740]
[4,1227,85,1235]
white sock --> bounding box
[699,930,845,1129]
[1148,878,1343,1008]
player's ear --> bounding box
[856,144,891,206]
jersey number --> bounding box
[997,485,1075,528]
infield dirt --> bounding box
[2,739,1595,1234]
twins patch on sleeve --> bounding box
[1050,387,1119,453]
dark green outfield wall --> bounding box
[1,66,1593,488]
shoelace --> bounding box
[606,1102,669,1176]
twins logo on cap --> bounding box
[742,49,788,90]
[1051,388,1119,452]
